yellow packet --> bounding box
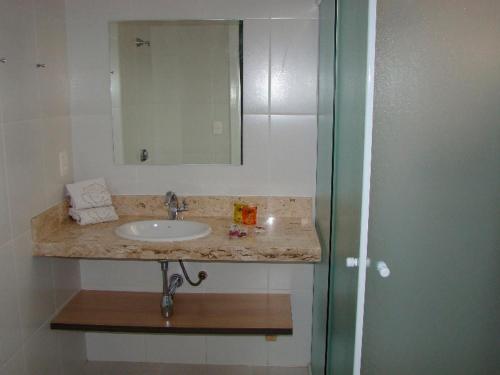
[233,202,245,223]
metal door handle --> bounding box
[347,257,391,278]
[376,261,390,278]
[346,257,359,267]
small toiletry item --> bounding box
[228,224,248,238]
[233,203,245,223]
[242,204,257,225]
[229,224,240,238]
[254,226,266,234]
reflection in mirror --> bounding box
[110,20,243,165]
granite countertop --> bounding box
[33,215,321,263]
[32,195,321,263]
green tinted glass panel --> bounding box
[311,0,336,372]
[312,0,372,373]
[362,0,500,373]
[328,0,370,373]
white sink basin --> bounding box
[115,220,211,242]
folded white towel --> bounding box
[66,178,113,210]
[69,206,119,226]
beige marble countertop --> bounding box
[33,215,321,263]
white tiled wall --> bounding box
[66,0,319,367]
[67,0,318,197]
[0,0,86,374]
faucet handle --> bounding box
[165,191,177,206]
[178,199,189,212]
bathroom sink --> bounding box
[114,220,211,242]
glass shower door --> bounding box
[361,0,500,373]
[312,0,376,373]
[311,0,336,372]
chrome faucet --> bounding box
[165,191,188,220]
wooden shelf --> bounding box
[51,290,293,335]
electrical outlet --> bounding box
[213,121,223,135]
[59,150,69,177]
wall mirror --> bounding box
[109,20,243,165]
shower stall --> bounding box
[312,0,500,373]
